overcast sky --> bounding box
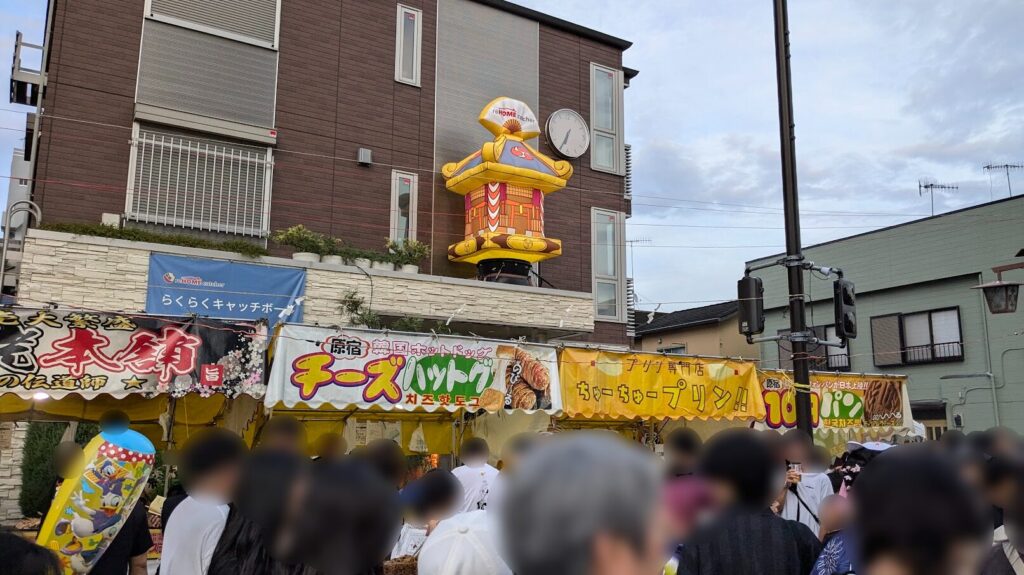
[2,1,1021,312]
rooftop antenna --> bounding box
[625,237,651,279]
[983,164,1022,198]
[918,180,958,216]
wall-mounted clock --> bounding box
[545,109,590,160]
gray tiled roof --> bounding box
[634,300,737,335]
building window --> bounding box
[776,325,851,372]
[659,344,687,355]
[592,208,626,321]
[924,421,948,441]
[824,326,851,371]
[590,63,625,175]
[901,308,963,364]
[126,124,273,237]
[395,5,422,87]
[390,170,417,242]
[870,308,964,367]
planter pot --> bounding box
[400,264,419,274]
[370,260,394,271]
[292,252,320,263]
[354,258,372,268]
[321,255,344,265]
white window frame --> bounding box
[390,170,418,242]
[589,63,625,175]
[659,344,687,355]
[394,4,422,87]
[591,208,627,322]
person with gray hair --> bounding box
[500,432,669,575]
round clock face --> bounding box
[545,109,590,159]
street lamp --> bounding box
[972,261,1024,314]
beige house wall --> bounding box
[637,316,759,359]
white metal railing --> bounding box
[11,31,42,80]
[126,127,273,237]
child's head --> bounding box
[409,468,463,521]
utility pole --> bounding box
[918,181,958,216]
[771,0,813,437]
[983,164,1022,197]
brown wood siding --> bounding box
[30,1,629,343]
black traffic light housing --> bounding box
[737,276,764,336]
[833,278,857,339]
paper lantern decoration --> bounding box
[442,97,573,267]
[38,429,155,574]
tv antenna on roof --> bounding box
[983,164,1022,198]
[625,237,651,279]
[918,180,958,216]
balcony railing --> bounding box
[904,341,964,365]
[10,31,43,106]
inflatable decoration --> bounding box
[37,429,155,574]
[442,97,573,281]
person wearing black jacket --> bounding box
[680,429,821,575]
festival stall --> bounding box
[0,307,268,446]
[758,369,914,453]
[555,348,768,444]
[265,324,563,460]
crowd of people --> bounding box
[2,415,1022,575]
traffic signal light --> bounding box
[834,279,857,339]
[737,276,764,336]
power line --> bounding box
[4,109,956,218]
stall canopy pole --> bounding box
[162,397,177,498]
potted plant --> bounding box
[272,225,329,263]
[388,239,430,274]
[370,251,395,271]
[321,237,345,266]
[353,250,373,268]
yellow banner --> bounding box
[559,349,767,420]
[759,371,911,432]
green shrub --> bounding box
[19,422,98,518]
[40,223,269,258]
[271,225,332,255]
[386,239,431,266]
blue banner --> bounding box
[146,254,305,327]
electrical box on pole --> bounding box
[737,276,765,336]
[833,278,857,340]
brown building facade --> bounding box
[13,0,635,344]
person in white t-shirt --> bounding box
[391,468,463,559]
[160,429,246,575]
[774,430,834,535]
[451,438,499,512]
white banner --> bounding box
[267,325,562,413]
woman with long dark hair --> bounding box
[208,451,309,575]
[277,459,402,575]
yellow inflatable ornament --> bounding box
[37,428,155,574]
[442,97,573,274]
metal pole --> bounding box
[772,0,813,437]
[28,0,56,173]
[0,201,41,295]
[1006,167,1013,197]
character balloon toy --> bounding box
[37,427,155,573]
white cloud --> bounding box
[516,0,1023,310]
